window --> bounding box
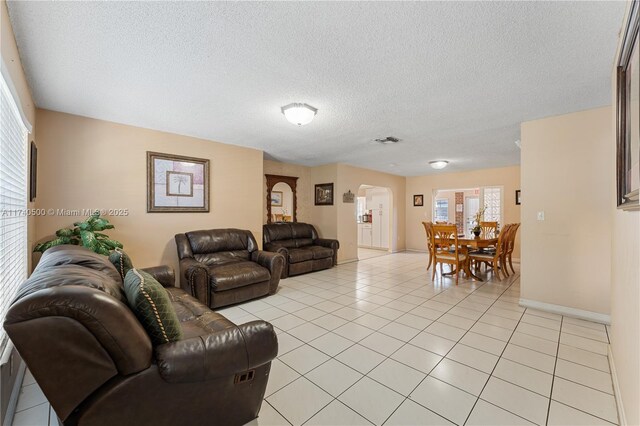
[481,186,503,225]
[434,199,449,222]
[0,72,29,351]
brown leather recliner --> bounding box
[175,229,285,309]
[263,223,339,278]
[3,245,277,426]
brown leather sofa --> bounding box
[175,229,285,309]
[263,223,339,278]
[3,245,277,426]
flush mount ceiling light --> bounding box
[429,160,449,169]
[281,103,318,126]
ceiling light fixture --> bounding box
[281,103,318,126]
[429,160,449,170]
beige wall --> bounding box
[263,159,312,224]
[34,109,264,274]
[406,166,521,258]
[310,164,339,240]
[336,164,406,262]
[609,2,640,422]
[520,107,612,316]
[2,0,37,269]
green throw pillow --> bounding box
[109,248,134,281]
[124,268,182,346]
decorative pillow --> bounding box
[124,269,183,346]
[109,248,134,280]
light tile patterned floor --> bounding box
[12,252,618,426]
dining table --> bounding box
[435,233,498,281]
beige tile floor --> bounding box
[11,252,618,426]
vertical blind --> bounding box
[0,72,28,352]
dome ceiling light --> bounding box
[429,160,449,169]
[281,103,318,126]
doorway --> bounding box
[357,185,391,260]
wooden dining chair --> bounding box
[480,221,498,239]
[432,224,467,285]
[421,221,435,270]
[505,223,520,274]
[469,224,510,280]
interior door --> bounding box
[465,196,479,234]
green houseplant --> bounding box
[471,207,487,237]
[34,211,123,255]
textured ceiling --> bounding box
[7,1,626,176]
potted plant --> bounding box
[34,211,123,255]
[471,207,487,237]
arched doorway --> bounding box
[357,185,392,260]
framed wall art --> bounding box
[616,0,639,210]
[413,194,424,207]
[271,191,283,206]
[515,190,521,205]
[147,151,210,212]
[315,183,334,206]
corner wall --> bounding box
[34,109,264,274]
[520,107,612,317]
[608,2,640,422]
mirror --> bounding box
[266,174,298,223]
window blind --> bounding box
[0,72,28,352]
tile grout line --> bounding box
[461,284,528,425]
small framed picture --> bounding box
[315,183,334,206]
[271,191,283,206]
[515,190,521,205]
[413,194,424,206]
[147,151,210,212]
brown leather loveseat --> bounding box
[175,229,285,309]
[3,245,277,426]
[263,222,339,278]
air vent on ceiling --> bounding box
[374,136,401,145]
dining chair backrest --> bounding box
[495,224,512,256]
[422,221,434,250]
[480,221,498,238]
[432,224,460,258]
[506,223,520,253]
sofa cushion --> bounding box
[165,287,236,339]
[264,223,293,242]
[288,248,314,263]
[124,269,183,346]
[186,229,258,255]
[308,246,334,260]
[209,261,270,292]
[290,223,315,239]
[194,251,250,266]
[109,248,134,280]
[35,244,123,285]
[293,238,314,248]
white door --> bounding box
[371,193,389,249]
[362,224,372,246]
[465,197,479,234]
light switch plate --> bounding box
[537,211,545,221]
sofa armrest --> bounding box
[314,238,339,265]
[141,265,175,288]
[251,250,285,294]
[262,243,289,279]
[178,258,210,306]
[155,320,278,383]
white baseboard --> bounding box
[608,346,627,426]
[519,298,610,325]
[337,258,358,265]
[405,248,427,253]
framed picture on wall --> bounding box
[147,151,210,212]
[315,183,334,205]
[271,191,283,206]
[515,190,521,205]
[616,0,639,210]
[413,194,424,206]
